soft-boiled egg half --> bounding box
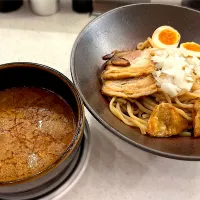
[151,25,181,48]
[180,42,200,57]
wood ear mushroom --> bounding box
[111,57,130,67]
[102,52,115,60]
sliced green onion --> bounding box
[179,132,192,137]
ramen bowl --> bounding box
[71,3,200,160]
[0,62,85,193]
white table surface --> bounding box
[0,1,200,200]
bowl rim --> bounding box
[0,62,85,185]
[70,3,200,161]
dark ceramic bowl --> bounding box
[71,3,200,160]
[0,62,85,192]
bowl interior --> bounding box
[71,4,200,160]
[0,62,84,184]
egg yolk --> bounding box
[183,43,200,52]
[159,29,178,45]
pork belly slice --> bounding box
[102,74,157,98]
[102,50,155,80]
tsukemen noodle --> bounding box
[101,25,200,138]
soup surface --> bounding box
[0,87,76,182]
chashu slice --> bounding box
[193,100,200,137]
[102,74,157,98]
[102,50,155,80]
[147,103,188,137]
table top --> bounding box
[0,1,199,200]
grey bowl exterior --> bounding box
[71,3,200,160]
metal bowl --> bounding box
[71,3,200,160]
[0,62,85,191]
